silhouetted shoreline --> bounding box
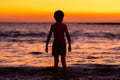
[0,64,120,80]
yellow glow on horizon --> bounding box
[0,0,120,22]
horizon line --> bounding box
[0,22,120,24]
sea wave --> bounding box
[0,31,120,41]
[0,31,47,37]
[71,31,120,40]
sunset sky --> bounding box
[0,0,120,22]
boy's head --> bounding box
[54,10,64,22]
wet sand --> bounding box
[0,64,120,80]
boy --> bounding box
[45,10,71,71]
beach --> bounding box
[0,64,120,80]
[0,23,120,80]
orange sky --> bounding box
[0,0,120,22]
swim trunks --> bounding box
[52,40,66,56]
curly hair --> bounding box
[54,10,64,21]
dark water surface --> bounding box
[0,23,120,67]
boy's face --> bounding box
[55,18,63,22]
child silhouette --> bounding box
[45,10,71,72]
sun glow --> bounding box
[0,0,120,22]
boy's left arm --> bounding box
[45,26,52,52]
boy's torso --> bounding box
[51,23,66,40]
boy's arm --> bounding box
[65,26,71,52]
[45,26,53,52]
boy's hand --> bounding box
[45,46,48,52]
[68,46,71,52]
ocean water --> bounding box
[0,22,120,67]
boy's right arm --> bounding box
[45,26,52,52]
[65,26,71,52]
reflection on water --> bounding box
[1,38,120,67]
[0,23,120,67]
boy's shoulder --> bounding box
[61,23,67,26]
[51,23,67,27]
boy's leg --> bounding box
[61,55,66,71]
[54,56,59,71]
